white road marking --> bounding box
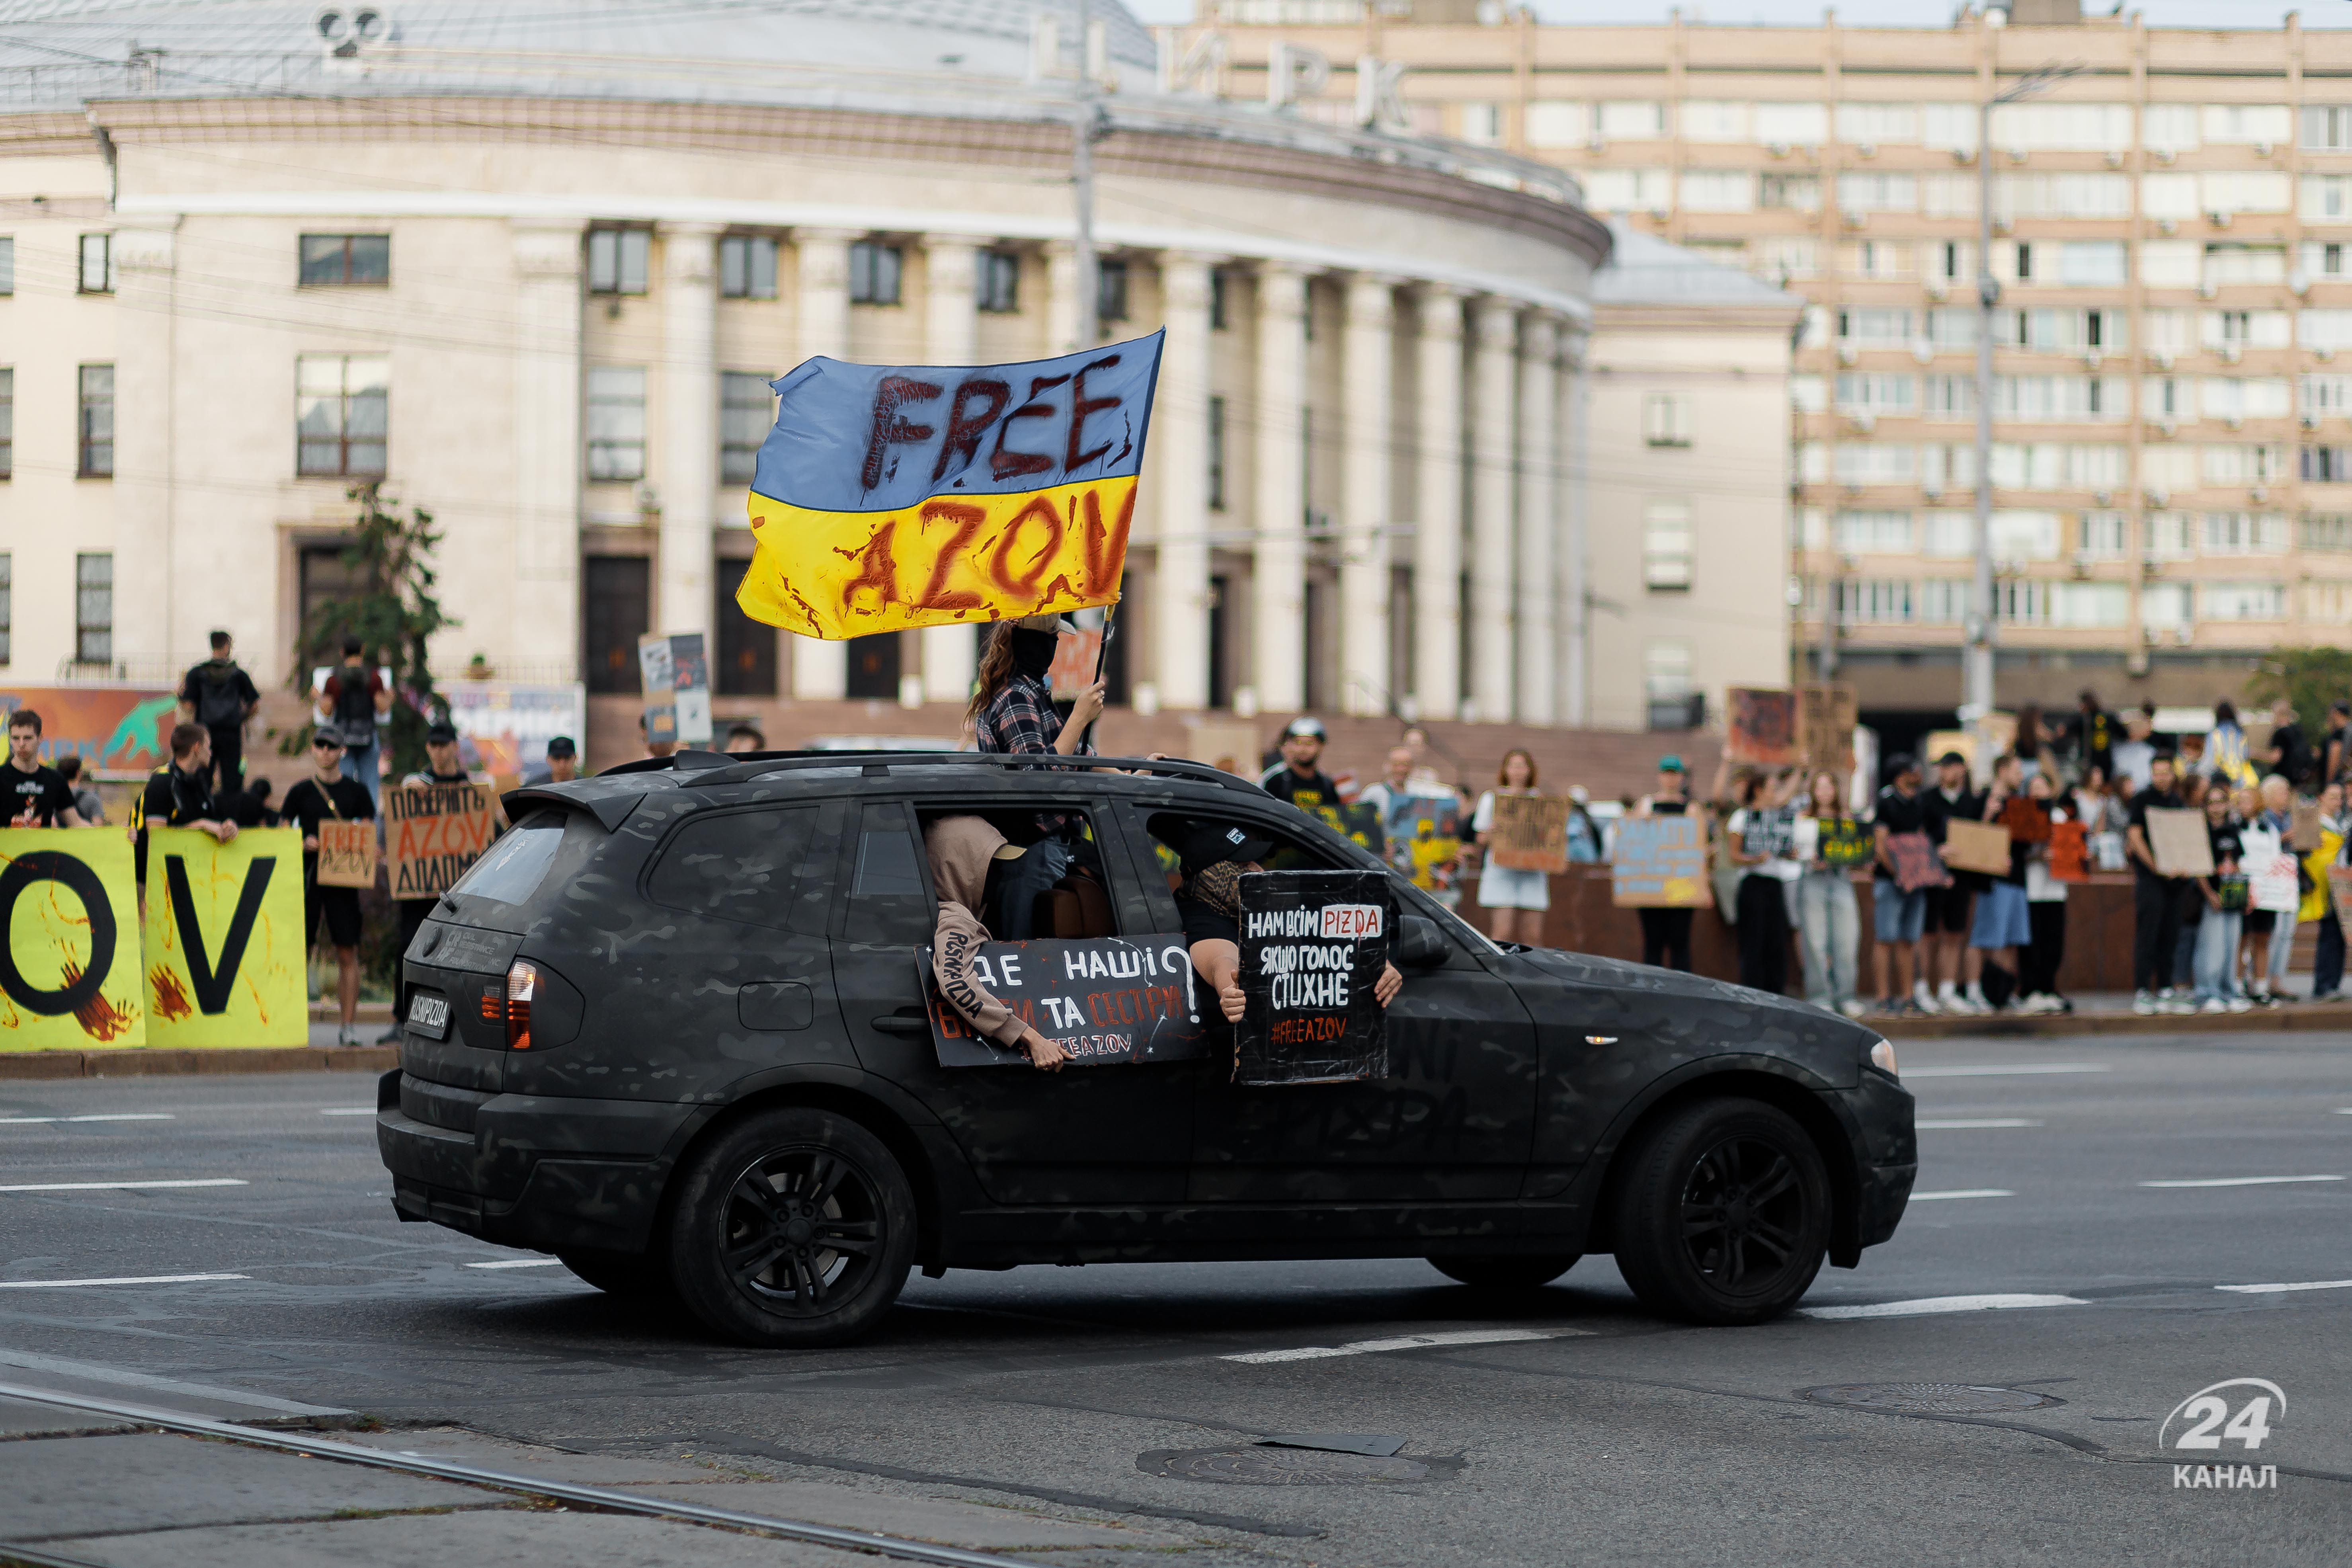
[0,1179,248,1193]
[320,1108,376,1117]
[1917,1119,2043,1129]
[1799,1293,2088,1321]
[1222,1328,1574,1364]
[1903,1064,2111,1078]
[2216,1279,2352,1294]
[0,1273,246,1290]
[1909,1189,2015,1200]
[0,1114,176,1125]
[0,1348,353,1418]
[2140,1176,2345,1189]
[466,1258,564,1270]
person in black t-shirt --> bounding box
[1636,755,1697,972]
[132,724,238,888]
[225,776,281,828]
[178,631,261,796]
[2,710,84,827]
[1918,751,1985,1013]
[1258,716,1340,810]
[2264,699,2315,791]
[2075,690,2115,779]
[1870,753,1930,1013]
[2125,753,2192,1012]
[282,727,377,1045]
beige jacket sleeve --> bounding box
[932,901,1027,1048]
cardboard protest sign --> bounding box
[1611,816,1712,908]
[386,783,497,900]
[1235,869,1392,1086]
[920,934,1206,1068]
[1797,683,1858,773]
[0,830,144,1049]
[2047,819,2089,883]
[1940,818,2013,877]
[1725,688,1800,766]
[2146,807,2215,878]
[1741,805,1799,861]
[445,680,587,781]
[2290,802,2323,853]
[1487,793,1570,873]
[2332,866,2352,931]
[2240,827,2301,914]
[314,820,377,889]
[638,632,712,748]
[142,827,306,1047]
[1885,830,1951,892]
[735,333,1161,639]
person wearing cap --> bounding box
[1257,717,1339,810]
[281,725,376,1045]
[924,814,1069,1070]
[545,735,579,783]
[1630,755,1695,972]
[1870,752,1931,1015]
[1174,821,1403,1024]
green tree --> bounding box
[284,482,457,779]
[2247,647,2352,732]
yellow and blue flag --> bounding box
[736,331,1164,639]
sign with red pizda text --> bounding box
[1235,869,1394,1086]
[919,934,1208,1068]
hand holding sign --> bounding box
[1234,869,1394,1086]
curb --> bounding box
[0,1047,399,1081]
[1876,1004,2352,1041]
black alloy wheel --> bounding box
[1610,1097,1829,1326]
[1428,1254,1581,1291]
[668,1107,916,1347]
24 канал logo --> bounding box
[2162,1379,2285,1490]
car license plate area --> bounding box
[406,991,451,1040]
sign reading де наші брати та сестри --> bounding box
[919,935,1208,1068]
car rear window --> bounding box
[448,811,565,906]
[645,805,824,931]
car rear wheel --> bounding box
[559,1247,674,1301]
[667,1107,916,1348]
[1611,1097,1828,1326]
[1428,1254,1580,1290]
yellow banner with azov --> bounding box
[0,826,309,1051]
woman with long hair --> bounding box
[1472,749,1549,946]
[968,615,1106,760]
[1727,770,1800,995]
[1794,768,1863,1016]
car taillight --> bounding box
[506,961,537,1051]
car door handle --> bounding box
[869,1014,929,1036]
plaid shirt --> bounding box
[975,674,1093,762]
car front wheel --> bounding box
[1610,1097,1828,1326]
[667,1107,916,1347]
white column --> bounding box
[789,228,859,700]
[110,223,177,671]
[1559,322,1591,728]
[1251,263,1310,714]
[658,222,720,644]
[1412,284,1465,722]
[510,219,585,682]
[1467,297,1519,723]
[1044,241,1081,355]
[1155,252,1217,712]
[1340,273,1395,717]
[1515,313,1558,726]
[921,233,984,704]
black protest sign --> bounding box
[919,934,1208,1068]
[1235,868,1392,1086]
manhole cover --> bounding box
[1801,1382,2063,1415]
[1139,1447,1445,1486]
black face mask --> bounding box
[1010,628,1058,681]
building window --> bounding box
[1096,258,1129,324]
[720,372,773,487]
[78,234,111,293]
[1834,510,1913,553]
[1643,640,1696,729]
[0,367,10,479]
[1643,500,1693,591]
[849,241,902,305]
[715,558,777,697]
[0,236,13,295]
[582,556,649,694]
[2079,512,2128,558]
[2303,513,2352,553]
[1209,268,1229,330]
[75,553,111,664]
[586,366,648,482]
[2202,581,2287,622]
[1458,102,1504,144]
[586,228,650,296]
[0,552,10,664]
[1207,394,1227,511]
[298,234,390,286]
[77,365,113,478]
[1758,173,1821,212]
[1839,579,1915,625]
[2202,512,2287,554]
[295,354,389,477]
[1643,392,1691,447]
[977,250,1019,313]
[718,234,777,300]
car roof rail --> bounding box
[674,750,1263,793]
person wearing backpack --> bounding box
[178,631,260,796]
[316,637,392,808]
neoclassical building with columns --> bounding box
[0,1,1786,758]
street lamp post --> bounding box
[1967,62,2080,770]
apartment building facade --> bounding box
[1175,1,2352,722]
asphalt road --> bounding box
[4,1031,2351,1567]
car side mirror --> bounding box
[1395,915,1447,969]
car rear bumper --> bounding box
[375,1072,693,1255]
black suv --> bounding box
[377,753,1915,1346]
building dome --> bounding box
[0,0,1159,111]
